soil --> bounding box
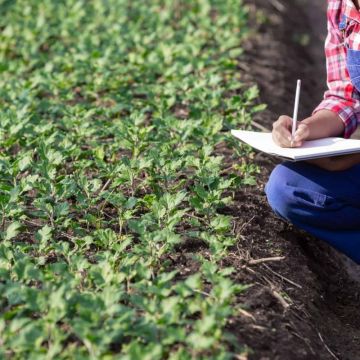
[221,0,360,359]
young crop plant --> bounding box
[0,0,263,358]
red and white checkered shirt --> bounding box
[313,0,360,138]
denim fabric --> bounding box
[342,14,360,92]
[347,48,360,93]
[264,14,360,262]
[339,14,347,31]
[265,162,360,263]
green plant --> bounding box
[0,0,263,358]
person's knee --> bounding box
[265,163,297,221]
[266,163,360,234]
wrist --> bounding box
[300,110,344,139]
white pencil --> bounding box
[292,79,301,142]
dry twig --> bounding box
[238,215,256,234]
[238,308,256,322]
[269,0,286,13]
[249,324,267,331]
[271,289,290,309]
[251,120,270,132]
[248,256,285,265]
[318,331,340,360]
[243,266,256,275]
[262,277,291,309]
[262,263,302,289]
[98,178,112,194]
[289,329,316,355]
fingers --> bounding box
[291,123,310,147]
[272,116,310,148]
[272,115,293,147]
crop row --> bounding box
[0,0,263,358]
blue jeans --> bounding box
[265,161,360,263]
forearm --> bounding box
[297,110,360,171]
[307,153,360,171]
[301,109,345,140]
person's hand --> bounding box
[272,115,310,148]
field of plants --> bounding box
[0,0,265,358]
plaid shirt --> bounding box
[313,0,360,138]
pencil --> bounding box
[291,79,301,143]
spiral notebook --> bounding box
[231,130,360,161]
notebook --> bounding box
[231,130,360,161]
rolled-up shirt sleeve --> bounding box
[313,2,360,138]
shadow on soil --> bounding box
[227,1,360,359]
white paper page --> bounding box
[231,130,360,160]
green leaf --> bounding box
[35,225,52,250]
[210,215,231,232]
[18,153,33,172]
[54,202,70,218]
[4,221,21,241]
